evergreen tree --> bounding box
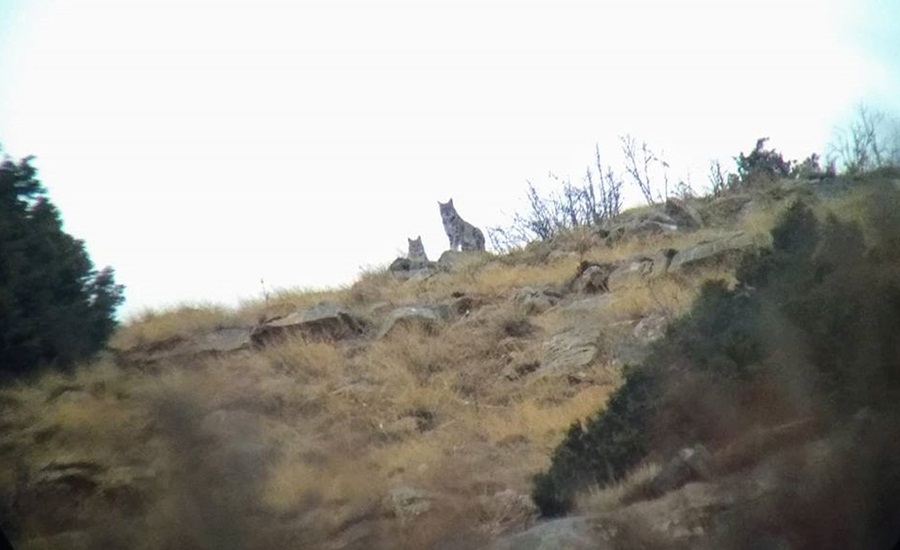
[0,149,124,376]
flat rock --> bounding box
[668,231,759,272]
[117,327,252,364]
[251,302,366,345]
[665,197,704,229]
[540,331,599,373]
[377,306,448,338]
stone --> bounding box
[540,331,599,373]
[389,256,436,273]
[607,259,653,291]
[633,313,668,344]
[571,262,615,294]
[117,327,252,364]
[665,197,704,229]
[698,195,753,226]
[377,306,446,338]
[251,302,366,345]
[491,516,595,550]
[668,231,759,272]
[514,287,561,314]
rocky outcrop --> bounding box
[668,231,759,271]
[570,261,615,294]
[251,302,367,345]
[377,305,447,338]
[665,197,704,229]
[539,330,600,374]
[116,327,252,364]
[514,287,562,314]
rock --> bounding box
[540,331,599,373]
[251,302,366,345]
[601,212,678,244]
[438,250,467,267]
[665,197,704,229]
[389,257,436,273]
[698,195,754,226]
[386,486,433,520]
[607,259,653,290]
[117,327,253,364]
[514,287,561,314]
[668,231,759,272]
[633,313,668,344]
[491,516,594,550]
[649,444,713,496]
[377,306,447,338]
[570,262,615,294]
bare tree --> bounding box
[708,160,728,196]
[620,134,666,205]
[830,105,900,174]
[488,144,624,252]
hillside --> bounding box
[3,173,900,549]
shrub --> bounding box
[533,190,900,516]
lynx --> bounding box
[438,198,485,252]
[407,236,429,262]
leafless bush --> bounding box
[708,160,731,197]
[488,145,623,252]
[620,134,669,205]
[829,105,900,174]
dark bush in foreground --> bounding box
[533,188,900,516]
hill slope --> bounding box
[2,175,898,549]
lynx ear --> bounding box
[448,198,454,205]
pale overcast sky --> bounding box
[0,0,898,317]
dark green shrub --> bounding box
[533,193,900,516]
[532,366,658,516]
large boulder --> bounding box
[665,197,704,229]
[698,195,754,226]
[539,330,600,374]
[600,211,678,244]
[377,305,448,338]
[515,287,563,314]
[668,231,759,272]
[250,302,366,345]
[570,261,616,294]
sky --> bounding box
[0,0,898,317]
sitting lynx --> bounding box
[439,199,485,251]
[407,236,429,262]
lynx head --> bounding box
[438,198,457,222]
[408,236,427,260]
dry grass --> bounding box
[574,461,662,514]
[111,303,238,349]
